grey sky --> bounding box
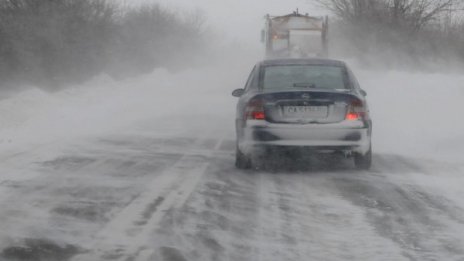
[123,0,325,46]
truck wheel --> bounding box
[235,147,252,169]
[354,147,372,170]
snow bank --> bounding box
[0,60,463,164]
[355,69,464,163]
[0,64,243,156]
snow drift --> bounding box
[1,61,463,164]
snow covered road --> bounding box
[1,63,464,261]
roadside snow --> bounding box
[355,69,464,163]
[1,63,462,164]
[0,64,248,158]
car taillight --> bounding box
[346,112,359,120]
[245,99,265,120]
[346,100,367,121]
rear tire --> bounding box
[235,146,252,169]
[354,146,372,170]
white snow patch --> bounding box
[355,69,464,163]
[0,63,250,158]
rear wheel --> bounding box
[354,146,372,170]
[235,146,252,169]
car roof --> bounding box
[259,58,346,67]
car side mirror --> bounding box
[360,89,367,96]
[232,88,245,97]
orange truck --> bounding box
[262,10,329,58]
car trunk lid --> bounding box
[256,90,359,124]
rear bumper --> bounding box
[238,120,371,155]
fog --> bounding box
[127,0,324,47]
[1,0,464,260]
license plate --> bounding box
[283,106,328,118]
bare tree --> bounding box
[315,0,464,69]
[0,0,208,89]
[315,0,461,31]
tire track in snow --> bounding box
[254,173,302,261]
[71,135,224,261]
[332,156,464,260]
[254,168,408,260]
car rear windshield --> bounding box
[263,65,348,90]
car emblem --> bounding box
[302,93,311,99]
